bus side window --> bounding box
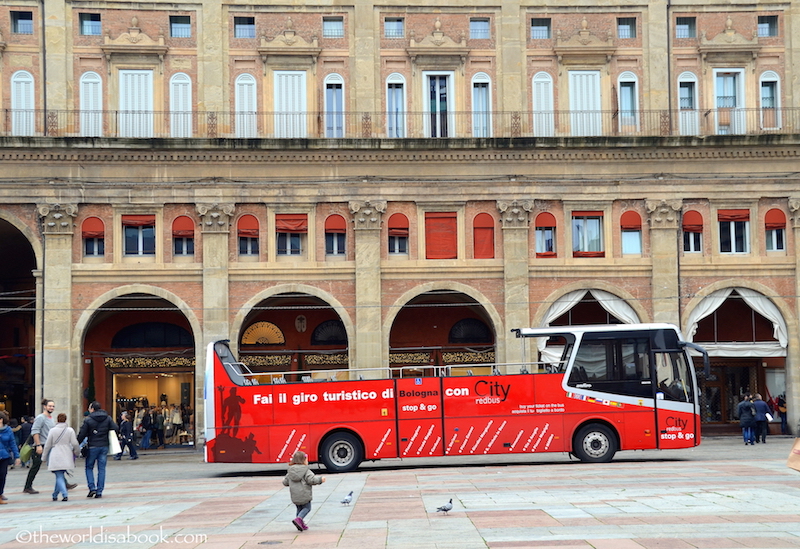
[655,352,693,403]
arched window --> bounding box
[325,214,347,256]
[473,212,494,259]
[324,73,344,138]
[11,71,35,136]
[678,71,699,135]
[170,73,193,137]
[386,73,406,138]
[532,72,554,137]
[535,212,557,257]
[172,216,195,256]
[765,208,786,252]
[237,214,259,256]
[620,211,642,254]
[388,213,409,255]
[311,319,347,345]
[760,70,781,130]
[617,71,639,131]
[682,210,703,253]
[111,322,193,348]
[472,72,491,138]
[80,72,102,137]
[82,217,105,257]
[235,73,257,138]
[449,318,492,344]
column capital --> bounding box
[349,200,386,230]
[196,203,235,233]
[37,203,78,235]
[645,199,682,229]
[789,198,800,229]
[497,199,533,229]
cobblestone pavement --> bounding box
[0,436,798,549]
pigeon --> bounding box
[436,499,453,514]
[341,491,353,505]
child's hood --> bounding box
[286,463,309,481]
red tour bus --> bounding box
[204,323,708,472]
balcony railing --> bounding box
[3,107,799,140]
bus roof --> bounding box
[513,323,684,338]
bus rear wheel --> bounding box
[320,432,363,473]
[573,424,617,463]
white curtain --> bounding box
[590,289,639,324]
[733,288,787,347]
[684,288,733,342]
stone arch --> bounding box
[0,210,43,270]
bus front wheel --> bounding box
[573,424,617,463]
[319,432,363,473]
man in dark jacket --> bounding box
[114,411,138,461]
[77,401,118,498]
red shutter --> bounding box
[473,213,494,259]
[425,212,457,259]
[765,208,786,230]
[717,209,749,222]
[122,214,155,227]
[325,214,347,234]
[572,211,603,217]
[82,217,105,238]
[172,216,195,237]
[535,212,556,227]
[388,213,409,237]
[276,213,308,234]
[682,210,703,233]
[620,211,641,230]
[237,214,259,237]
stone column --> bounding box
[349,200,386,378]
[196,203,235,437]
[787,198,800,434]
[646,199,682,324]
[497,200,532,371]
[37,203,78,421]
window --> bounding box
[170,16,191,38]
[472,73,491,138]
[234,17,255,38]
[80,72,102,137]
[386,73,406,138]
[119,70,154,138]
[675,17,696,38]
[572,212,604,257]
[470,18,490,39]
[170,73,193,138]
[425,212,457,259]
[172,216,195,256]
[473,213,494,259]
[718,209,750,254]
[12,11,33,34]
[620,211,642,255]
[569,71,602,136]
[82,217,105,257]
[678,72,698,136]
[80,13,101,35]
[274,71,307,138]
[760,71,780,130]
[618,72,639,129]
[765,209,786,252]
[325,74,344,138]
[531,18,551,39]
[714,69,745,134]
[323,17,344,38]
[388,213,409,254]
[122,215,156,256]
[276,214,307,256]
[325,215,347,256]
[425,73,453,138]
[567,336,657,399]
[682,210,703,253]
[235,74,257,138]
[535,212,556,257]
[532,72,554,137]
[11,71,35,137]
[237,215,259,256]
[384,17,404,38]
[758,15,778,37]
[618,18,636,39]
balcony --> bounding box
[3,107,798,140]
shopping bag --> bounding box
[19,442,33,463]
[786,438,800,472]
[107,430,122,456]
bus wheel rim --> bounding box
[583,432,609,458]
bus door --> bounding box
[395,377,444,457]
[653,349,698,449]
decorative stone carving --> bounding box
[406,18,469,74]
[789,198,800,229]
[196,203,235,233]
[37,203,78,235]
[349,200,386,230]
[497,200,533,229]
[698,16,760,73]
[101,17,168,74]
[554,17,616,72]
[258,18,321,73]
[645,199,682,229]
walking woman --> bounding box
[0,411,22,504]
[42,413,80,502]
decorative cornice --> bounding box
[698,16,760,73]
[646,199,682,229]
[101,17,168,74]
[258,18,321,73]
[349,200,386,230]
[37,203,78,234]
[406,18,469,74]
[196,203,235,233]
[554,17,616,71]
[497,200,533,229]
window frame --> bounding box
[324,73,345,138]
[233,16,256,39]
[757,15,778,37]
[572,213,605,257]
[617,17,637,39]
[170,15,191,38]
[84,237,105,257]
[530,18,551,39]
[79,13,101,36]
[617,72,639,130]
[124,224,156,256]
[277,232,303,256]
[765,228,785,252]
[470,18,490,40]
[683,231,702,253]
[384,17,404,39]
[12,11,33,34]
[238,236,259,256]
[675,17,696,38]
[323,17,345,38]
[173,236,195,255]
[471,72,491,138]
[386,73,406,138]
[718,220,750,254]
[325,232,346,255]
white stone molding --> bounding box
[37,203,78,234]
[497,200,533,229]
[349,200,386,230]
[645,199,682,229]
[196,203,235,233]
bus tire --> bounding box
[319,432,363,473]
[573,424,617,463]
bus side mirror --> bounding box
[681,341,710,377]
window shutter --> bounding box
[235,74,257,138]
[473,213,494,259]
[119,70,153,137]
[425,212,457,259]
[388,213,409,237]
[170,73,193,138]
[765,208,786,230]
[324,215,347,234]
[11,71,35,136]
[275,213,308,234]
[275,71,307,138]
[80,72,102,137]
[535,212,556,227]
[237,215,259,237]
[122,215,155,227]
[620,211,642,230]
[682,210,704,233]
[172,216,195,237]
[717,209,749,222]
[82,217,105,238]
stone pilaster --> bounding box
[497,200,532,370]
[350,200,386,378]
[37,203,78,420]
[787,198,800,434]
[646,199,681,325]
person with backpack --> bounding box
[77,402,119,498]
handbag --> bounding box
[107,430,122,456]
[787,438,800,472]
[766,412,774,422]
[19,442,33,463]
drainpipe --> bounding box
[666,0,673,132]
[39,0,48,135]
